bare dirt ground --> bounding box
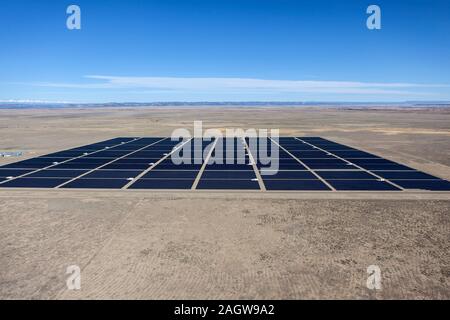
[0,107,449,299]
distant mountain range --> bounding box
[0,101,449,109]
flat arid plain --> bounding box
[0,106,449,299]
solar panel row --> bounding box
[0,136,449,191]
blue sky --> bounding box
[0,0,449,103]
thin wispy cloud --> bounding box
[27,76,449,96]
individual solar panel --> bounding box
[129,179,195,189]
[0,178,70,188]
[27,169,89,178]
[154,164,203,170]
[205,164,254,171]
[373,171,441,180]
[142,170,199,179]
[350,159,398,164]
[112,158,161,164]
[1,162,52,169]
[330,151,380,158]
[101,163,151,170]
[0,169,33,177]
[307,163,358,170]
[302,159,348,165]
[61,178,130,189]
[83,170,143,179]
[126,151,171,158]
[52,163,103,169]
[62,158,111,165]
[358,164,414,171]
[201,170,256,179]
[391,180,450,191]
[107,146,146,151]
[315,171,376,180]
[326,180,400,191]
[84,151,132,158]
[196,179,260,190]
[264,179,331,191]
[281,145,316,151]
[43,151,92,158]
[259,158,312,165]
[289,151,332,158]
[259,170,316,179]
[268,163,309,170]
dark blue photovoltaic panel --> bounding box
[358,164,414,171]
[155,164,203,170]
[307,164,358,170]
[315,171,376,180]
[302,158,348,165]
[107,144,146,150]
[259,170,316,179]
[350,159,398,165]
[205,164,254,171]
[289,151,332,158]
[101,163,151,170]
[142,170,199,179]
[65,148,104,152]
[0,136,449,191]
[61,178,130,189]
[83,170,143,179]
[129,179,195,189]
[62,158,111,165]
[27,170,89,178]
[0,169,33,177]
[1,162,50,169]
[0,178,70,188]
[264,179,330,191]
[373,171,441,180]
[327,180,400,191]
[52,163,103,169]
[201,170,256,179]
[25,157,72,163]
[112,158,160,164]
[44,151,92,158]
[268,163,309,170]
[391,180,450,191]
[197,179,259,190]
[258,158,305,165]
[84,151,132,158]
[281,146,316,151]
[330,151,380,158]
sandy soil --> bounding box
[0,107,449,299]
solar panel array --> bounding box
[0,137,449,191]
